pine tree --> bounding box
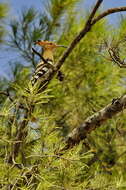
[1,0,126,189]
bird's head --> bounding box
[34,40,67,51]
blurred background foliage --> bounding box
[1,0,126,189]
[0,2,8,43]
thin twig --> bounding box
[32,48,48,64]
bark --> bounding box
[63,95,126,150]
[55,0,103,71]
[92,7,126,25]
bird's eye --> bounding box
[49,43,53,45]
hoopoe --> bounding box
[31,40,66,86]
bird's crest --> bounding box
[34,40,67,50]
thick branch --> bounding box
[86,0,103,24]
[37,0,102,90]
[62,96,126,150]
[37,5,126,91]
[31,5,126,88]
[55,0,103,71]
[92,7,126,25]
[55,6,126,72]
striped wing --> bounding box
[31,59,53,85]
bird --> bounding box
[31,40,66,86]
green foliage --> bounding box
[1,0,126,189]
[0,3,8,43]
[43,0,78,40]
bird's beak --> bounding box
[56,45,67,48]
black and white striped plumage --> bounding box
[31,59,53,86]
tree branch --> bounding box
[61,95,126,151]
[86,0,103,25]
[34,4,126,91]
[55,5,126,72]
[108,47,126,68]
[92,7,126,25]
[37,0,103,90]
[55,0,103,71]
[32,47,48,64]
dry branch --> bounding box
[56,6,126,72]
[92,7,126,25]
[55,0,103,71]
[39,0,103,89]
[108,47,126,68]
[61,96,126,151]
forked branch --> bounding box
[55,5,126,72]
[55,0,103,70]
